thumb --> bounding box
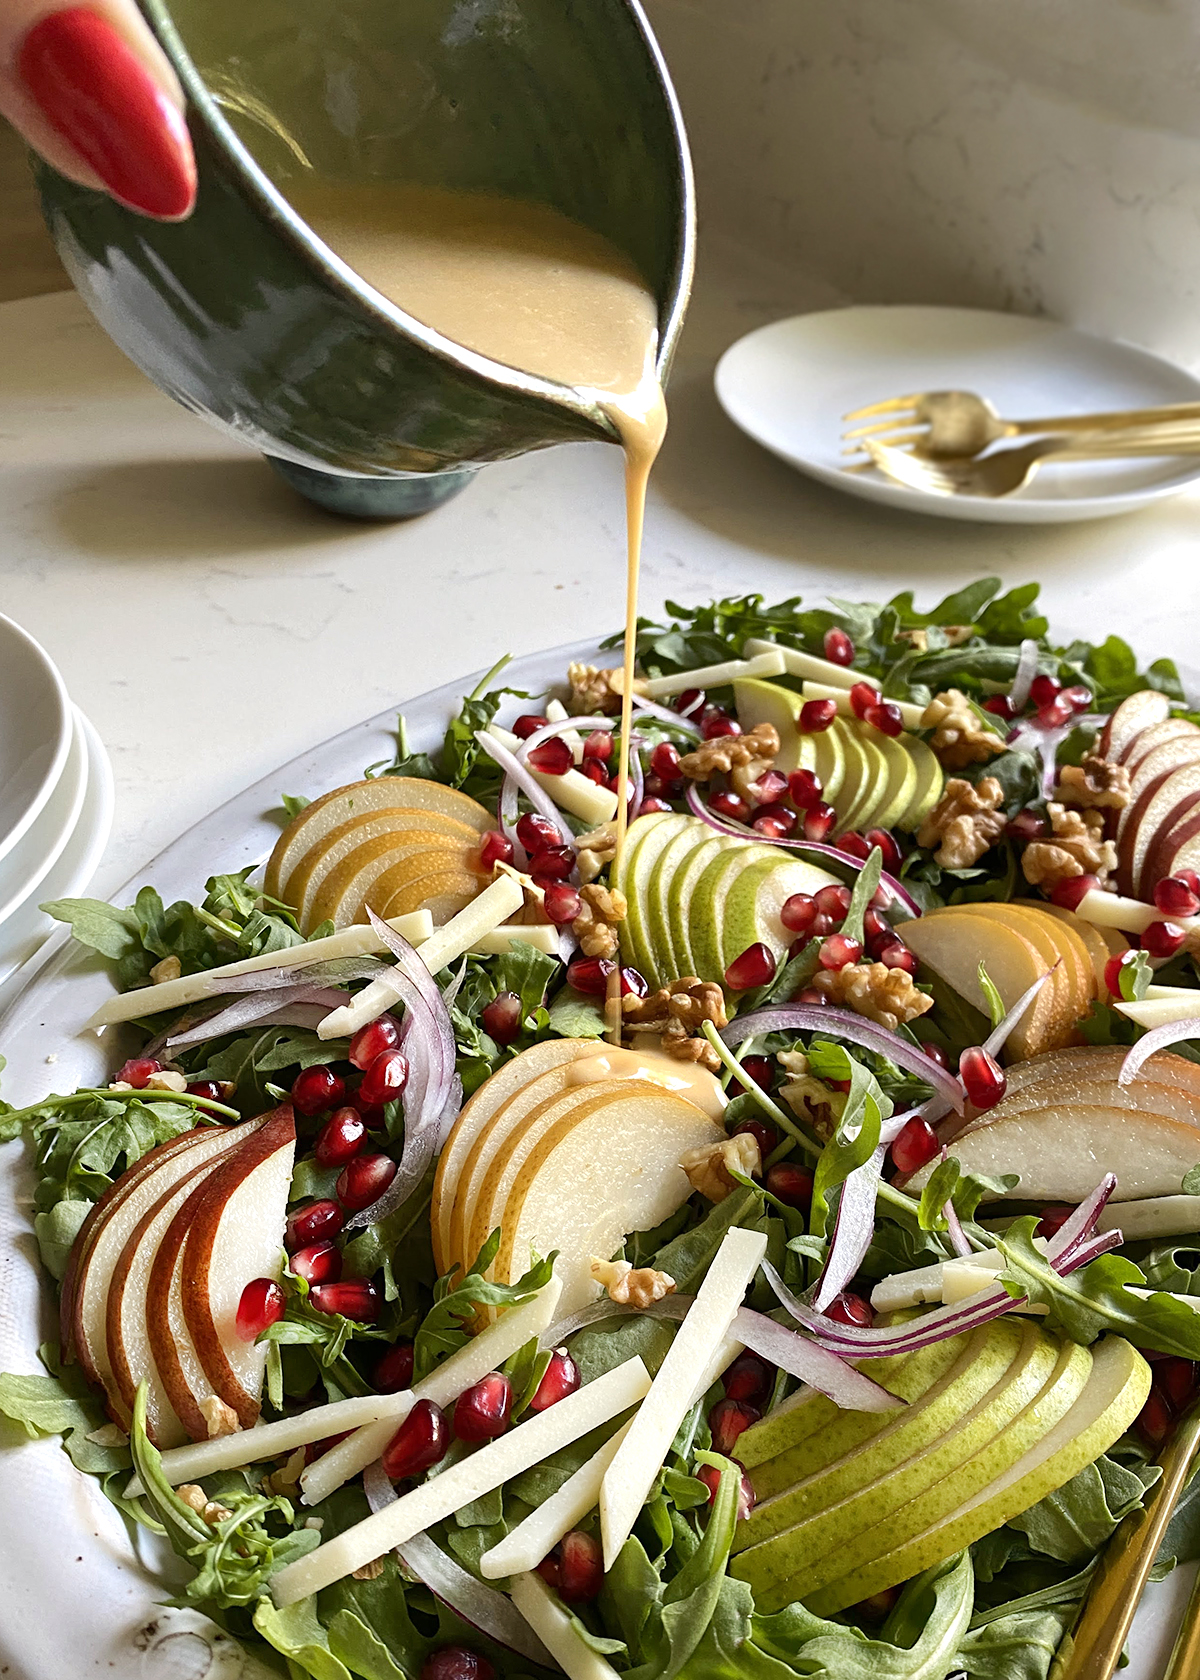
[0,0,195,219]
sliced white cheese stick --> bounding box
[800,681,927,732]
[84,910,435,1030]
[1075,888,1200,940]
[1116,996,1200,1030]
[639,650,785,700]
[599,1227,767,1570]
[471,925,560,956]
[299,1276,562,1506]
[272,1355,652,1605]
[317,874,524,1040]
[479,1421,632,1579]
[869,1260,950,1314]
[509,1572,622,1680]
[487,725,617,827]
[125,1390,416,1497]
[545,699,585,763]
[743,638,859,691]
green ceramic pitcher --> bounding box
[34,0,694,517]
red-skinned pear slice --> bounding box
[71,1122,251,1431]
[1100,690,1170,762]
[1115,736,1200,858]
[1142,801,1200,904]
[996,1045,1200,1099]
[1122,718,1200,778]
[1119,760,1200,897]
[181,1106,297,1426]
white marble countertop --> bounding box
[3,239,1200,904]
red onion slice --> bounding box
[813,1142,888,1311]
[1120,1020,1200,1087]
[632,698,702,737]
[203,957,385,993]
[165,989,346,1050]
[475,731,574,846]
[721,1006,964,1111]
[943,1201,972,1259]
[362,1465,554,1664]
[1044,1174,1118,1267]
[1008,639,1040,712]
[685,784,922,918]
[764,1258,1023,1355]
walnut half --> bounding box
[921,690,1006,770]
[590,1257,676,1307]
[680,1134,761,1202]
[917,777,1007,869]
[808,961,934,1033]
[1022,803,1117,890]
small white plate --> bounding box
[0,710,88,929]
[0,614,72,863]
[714,305,1200,523]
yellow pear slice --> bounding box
[494,1082,724,1314]
[1009,900,1097,1015]
[286,808,480,925]
[379,871,481,925]
[1035,900,1113,994]
[962,902,1091,1043]
[899,910,1050,1059]
[265,776,492,901]
[308,833,475,930]
[431,1040,597,1274]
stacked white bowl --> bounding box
[0,612,113,992]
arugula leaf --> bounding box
[1142,1242,1200,1294]
[805,1043,890,1237]
[1007,1453,1159,1565]
[840,849,882,947]
[0,1361,131,1477]
[954,1605,1076,1680]
[977,963,1005,1031]
[918,1158,1019,1233]
[412,1233,556,1382]
[546,989,608,1039]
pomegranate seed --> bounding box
[1104,950,1138,997]
[826,1292,873,1328]
[580,759,609,785]
[236,1278,285,1341]
[529,845,575,881]
[724,1351,774,1404]
[1035,1205,1073,1239]
[304,1430,351,1463]
[1062,685,1093,713]
[781,893,817,933]
[709,1396,761,1455]
[1155,876,1200,918]
[513,714,549,739]
[480,991,523,1046]
[336,1153,396,1212]
[376,1341,415,1393]
[637,797,673,817]
[285,1200,343,1250]
[1178,869,1200,896]
[890,1118,940,1175]
[734,1064,776,1102]
[311,1278,381,1321]
[865,828,903,871]
[358,1049,409,1109]
[1037,696,1074,729]
[982,695,1016,721]
[849,680,878,719]
[725,943,777,991]
[114,1056,163,1088]
[960,1046,1006,1110]
[620,966,648,997]
[733,1119,778,1163]
[837,832,871,861]
[878,941,918,974]
[863,907,890,944]
[516,812,561,856]
[753,805,798,838]
[347,1084,387,1126]
[815,883,853,920]
[383,1398,449,1479]
[794,985,828,1005]
[1006,809,1047,843]
[1030,674,1062,708]
[422,1652,493,1680]
[454,1372,513,1442]
[568,956,614,995]
[702,708,741,740]
[1137,1390,1174,1449]
[290,1065,345,1117]
[186,1079,224,1103]
[348,1015,402,1071]
[528,737,573,775]
[1049,874,1098,911]
[753,769,790,805]
[696,1463,755,1520]
[798,699,838,733]
[290,1240,342,1286]
[1158,1357,1198,1412]
[557,1531,605,1603]
[788,768,824,809]
[543,883,583,925]
[820,933,862,969]
[804,802,836,839]
[710,790,750,824]
[582,731,613,762]
[824,627,855,666]
[479,830,514,870]
[677,687,706,717]
[529,1348,581,1411]
[866,701,904,738]
[765,1162,814,1210]
[315,1106,367,1168]
[1144,920,1186,959]
[650,741,681,779]
[855,1587,902,1624]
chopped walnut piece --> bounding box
[590,1256,677,1307]
[85,1423,128,1448]
[352,1558,387,1581]
[622,978,727,1071]
[566,663,647,716]
[662,1035,723,1074]
[917,777,1007,868]
[149,954,182,984]
[921,689,1006,769]
[809,961,934,1033]
[199,1397,241,1439]
[896,626,973,654]
[572,882,628,960]
[679,723,780,784]
[145,1070,188,1093]
[262,1447,306,1499]
[1057,754,1132,812]
[1022,803,1117,890]
[177,1484,232,1524]
[680,1134,761,1202]
[573,821,617,885]
[777,1050,847,1136]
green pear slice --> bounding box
[720,855,841,973]
[896,737,944,832]
[646,818,716,983]
[690,843,778,980]
[837,722,892,835]
[614,812,694,985]
[752,1323,974,1498]
[736,1321,1037,1551]
[668,834,740,978]
[740,1326,1092,1610]
[805,1335,1150,1616]
[733,679,822,780]
[857,733,918,833]
[827,718,873,831]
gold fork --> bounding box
[843,391,1200,460]
[859,425,1200,499]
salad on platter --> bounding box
[6,576,1200,1680]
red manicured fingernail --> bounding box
[17,7,196,219]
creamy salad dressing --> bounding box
[290,180,667,1041]
[565,1044,726,1121]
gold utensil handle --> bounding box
[1163,1563,1200,1680]
[1015,402,1200,435]
[1053,1401,1200,1680]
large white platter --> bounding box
[0,638,1189,1680]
